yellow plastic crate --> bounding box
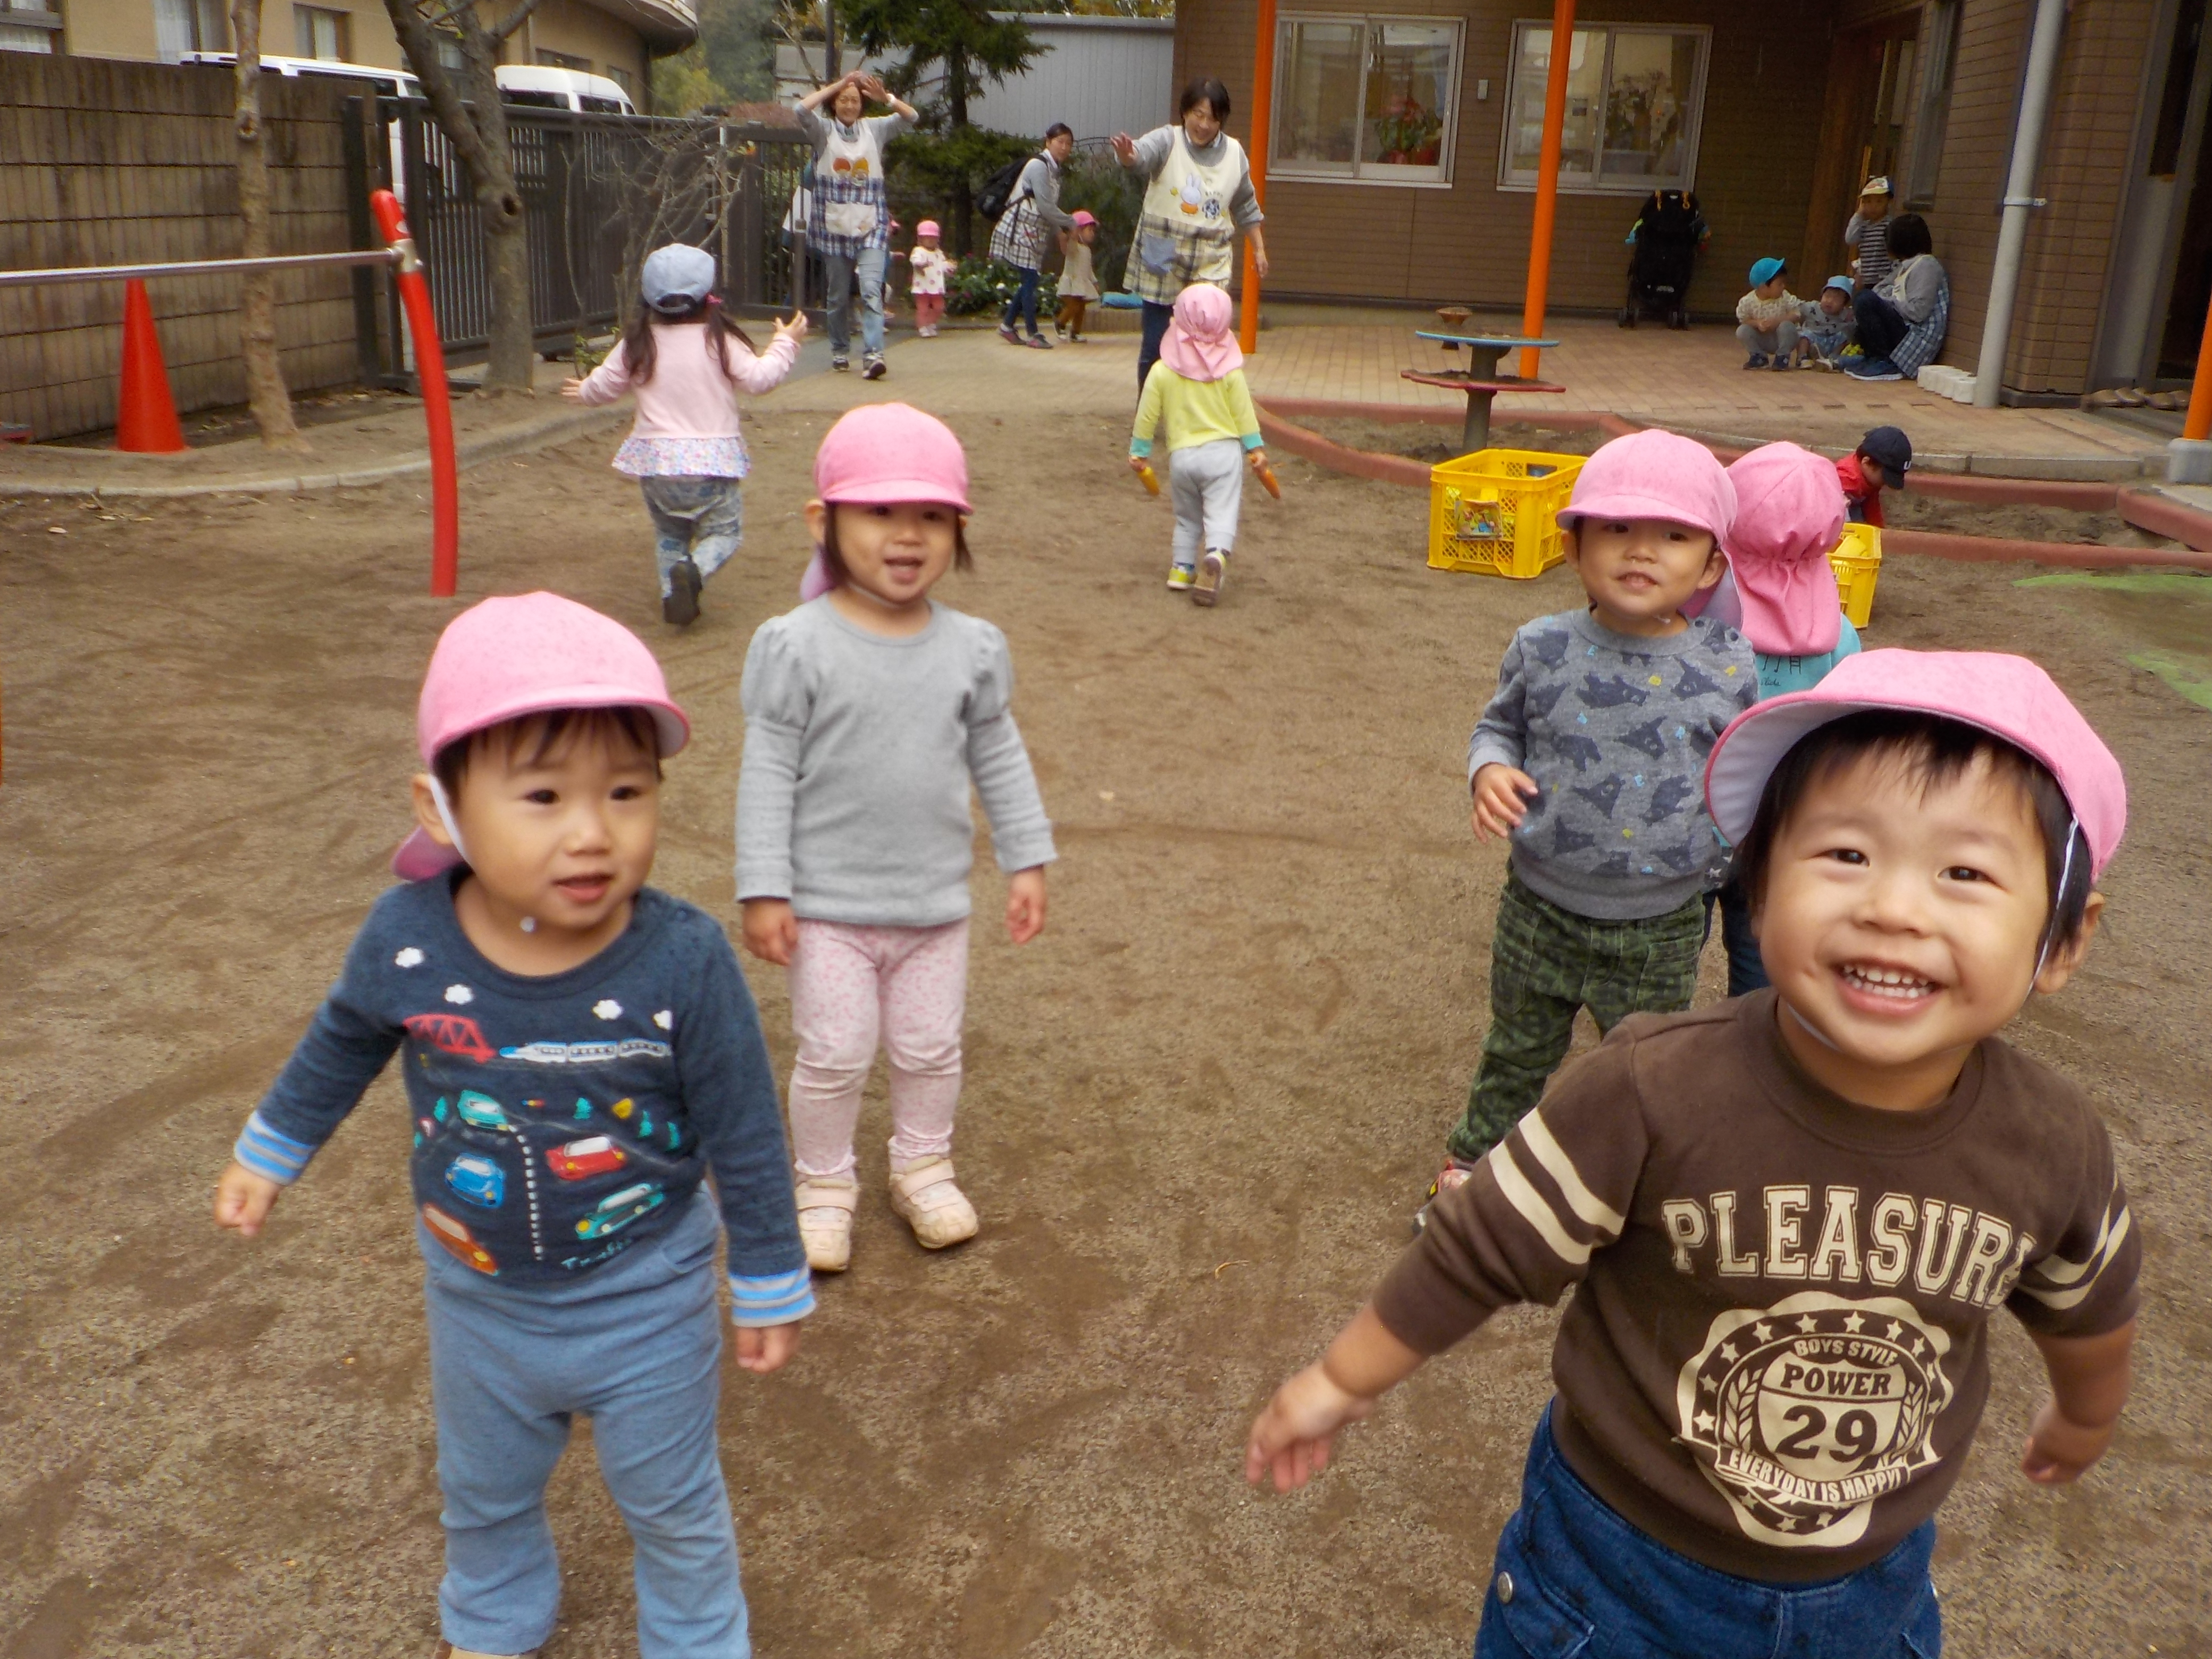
[1428,448,1588,578]
[1829,522,1881,628]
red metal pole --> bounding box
[368,188,459,598]
[2185,281,2212,443]
[1237,0,1278,355]
[1520,0,1577,381]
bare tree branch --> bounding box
[490,0,548,45]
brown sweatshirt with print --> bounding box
[1374,990,2138,1582]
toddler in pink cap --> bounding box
[908,220,950,337]
[214,593,810,1659]
[737,404,1055,1273]
[1427,428,1756,1220]
[1251,648,2135,1659]
[1711,440,1865,993]
[1128,282,1268,604]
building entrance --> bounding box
[1799,11,1919,287]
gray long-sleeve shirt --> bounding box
[1878,253,1945,325]
[736,598,1057,926]
[1467,608,1758,919]
[1122,125,1264,228]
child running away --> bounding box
[565,243,806,627]
[1129,282,1267,606]
[1429,429,1755,1218]
[1250,649,2137,1659]
[214,593,812,1659]
[738,403,1055,1273]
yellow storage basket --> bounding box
[1829,522,1881,629]
[1428,448,1588,579]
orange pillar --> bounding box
[2186,281,2212,442]
[1519,0,1577,381]
[1238,0,1278,355]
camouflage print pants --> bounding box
[1446,870,1707,1164]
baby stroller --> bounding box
[1620,190,1707,329]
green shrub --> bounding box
[945,255,1058,317]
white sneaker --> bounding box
[793,1175,858,1272]
[889,1157,978,1249]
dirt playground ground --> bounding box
[4,378,2210,1657]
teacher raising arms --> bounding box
[1111,77,1270,393]
[795,70,919,381]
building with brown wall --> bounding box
[3,0,691,106]
[1180,0,2208,400]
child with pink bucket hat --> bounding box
[908,219,951,337]
[737,403,1055,1272]
[214,592,811,1658]
[1129,281,1268,605]
[1424,428,1756,1224]
[1251,649,2137,1659]
[1054,209,1101,340]
[1711,440,1865,993]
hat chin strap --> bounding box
[428,780,538,933]
[2031,817,2080,985]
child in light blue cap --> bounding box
[1735,256,1800,370]
[1793,274,1858,369]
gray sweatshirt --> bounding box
[1467,609,1758,919]
[737,598,1057,927]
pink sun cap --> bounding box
[1704,649,2127,876]
[813,401,970,512]
[915,219,941,239]
[1559,428,1737,544]
[392,592,690,881]
[1722,441,1847,658]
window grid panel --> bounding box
[1274,13,1463,187]
[1498,20,1710,196]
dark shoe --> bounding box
[831,354,850,373]
[663,558,702,626]
[1846,358,1905,382]
[1414,1159,1480,1233]
[1742,353,1769,370]
[998,324,1021,344]
[1024,333,1053,350]
[861,355,887,381]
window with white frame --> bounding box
[294,3,349,61]
[151,0,227,61]
[1498,21,1710,194]
[1273,14,1464,186]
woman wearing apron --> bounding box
[797,71,918,380]
[1111,77,1270,393]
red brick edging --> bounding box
[1253,398,2212,571]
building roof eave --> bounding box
[580,0,698,55]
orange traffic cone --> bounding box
[115,278,186,454]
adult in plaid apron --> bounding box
[990,124,1076,347]
[1111,77,1269,392]
[795,72,916,379]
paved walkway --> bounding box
[1242,313,2168,480]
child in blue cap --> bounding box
[1736,257,1800,370]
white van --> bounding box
[179,51,423,99]
[495,65,635,115]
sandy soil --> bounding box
[3,413,2209,1658]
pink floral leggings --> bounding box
[786,918,969,1182]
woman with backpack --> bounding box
[796,70,918,380]
[989,123,1078,350]
[1110,77,1269,392]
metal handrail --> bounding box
[0,249,401,289]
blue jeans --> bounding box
[824,245,886,358]
[1002,264,1042,336]
[1718,879,1769,995]
[1138,298,1174,391]
[421,1189,751,1657]
[1477,1406,1940,1659]
[640,475,743,600]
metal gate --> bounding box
[349,98,814,376]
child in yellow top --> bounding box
[1128,282,1267,607]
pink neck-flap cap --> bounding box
[392,592,691,881]
[1704,648,2127,876]
[1559,428,1737,546]
[1722,442,1848,658]
[814,401,971,512]
[1158,281,1243,383]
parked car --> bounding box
[495,65,635,115]
[179,51,422,99]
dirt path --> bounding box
[3,397,2208,1657]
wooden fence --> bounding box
[0,56,365,441]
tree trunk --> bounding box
[949,56,973,258]
[230,0,307,449]
[474,123,537,391]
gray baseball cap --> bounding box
[641,243,717,314]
